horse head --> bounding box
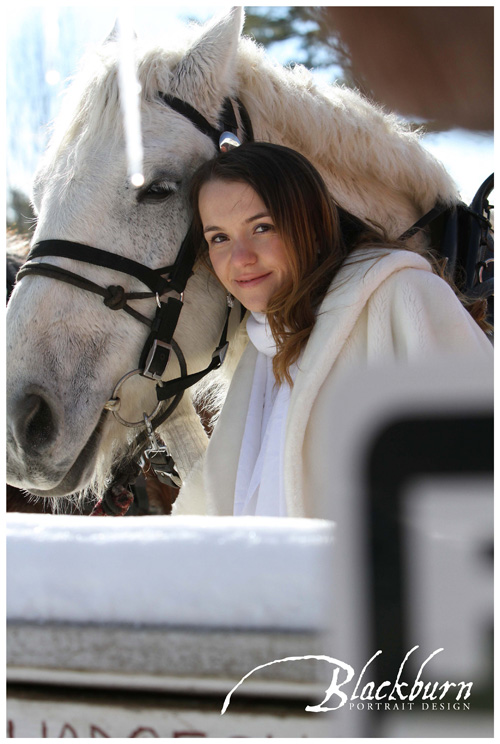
[7,7,459,508]
[6,8,247,503]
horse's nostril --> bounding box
[18,393,58,453]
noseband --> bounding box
[16,94,253,502]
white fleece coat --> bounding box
[175,248,492,517]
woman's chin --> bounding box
[232,293,269,314]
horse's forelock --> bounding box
[39,49,120,180]
[43,37,227,193]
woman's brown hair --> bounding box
[189,142,489,385]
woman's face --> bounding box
[198,179,293,312]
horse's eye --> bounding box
[137,179,178,203]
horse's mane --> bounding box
[234,39,459,236]
[40,24,459,241]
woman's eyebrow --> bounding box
[246,211,270,223]
[203,212,271,234]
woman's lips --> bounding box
[234,273,271,288]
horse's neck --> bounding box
[236,41,458,237]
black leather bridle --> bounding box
[15,93,254,504]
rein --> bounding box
[16,94,253,512]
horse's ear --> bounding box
[104,20,120,44]
[174,7,244,107]
[103,19,137,45]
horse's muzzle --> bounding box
[7,390,107,497]
[11,391,60,455]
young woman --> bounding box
[175,142,492,517]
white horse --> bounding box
[6,7,459,509]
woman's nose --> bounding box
[231,238,257,266]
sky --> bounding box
[5,5,494,206]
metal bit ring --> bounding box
[104,369,162,427]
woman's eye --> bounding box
[255,223,274,234]
[209,234,228,246]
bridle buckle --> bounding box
[212,342,229,367]
[143,340,172,380]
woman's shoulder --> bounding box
[320,245,433,309]
[340,244,433,276]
